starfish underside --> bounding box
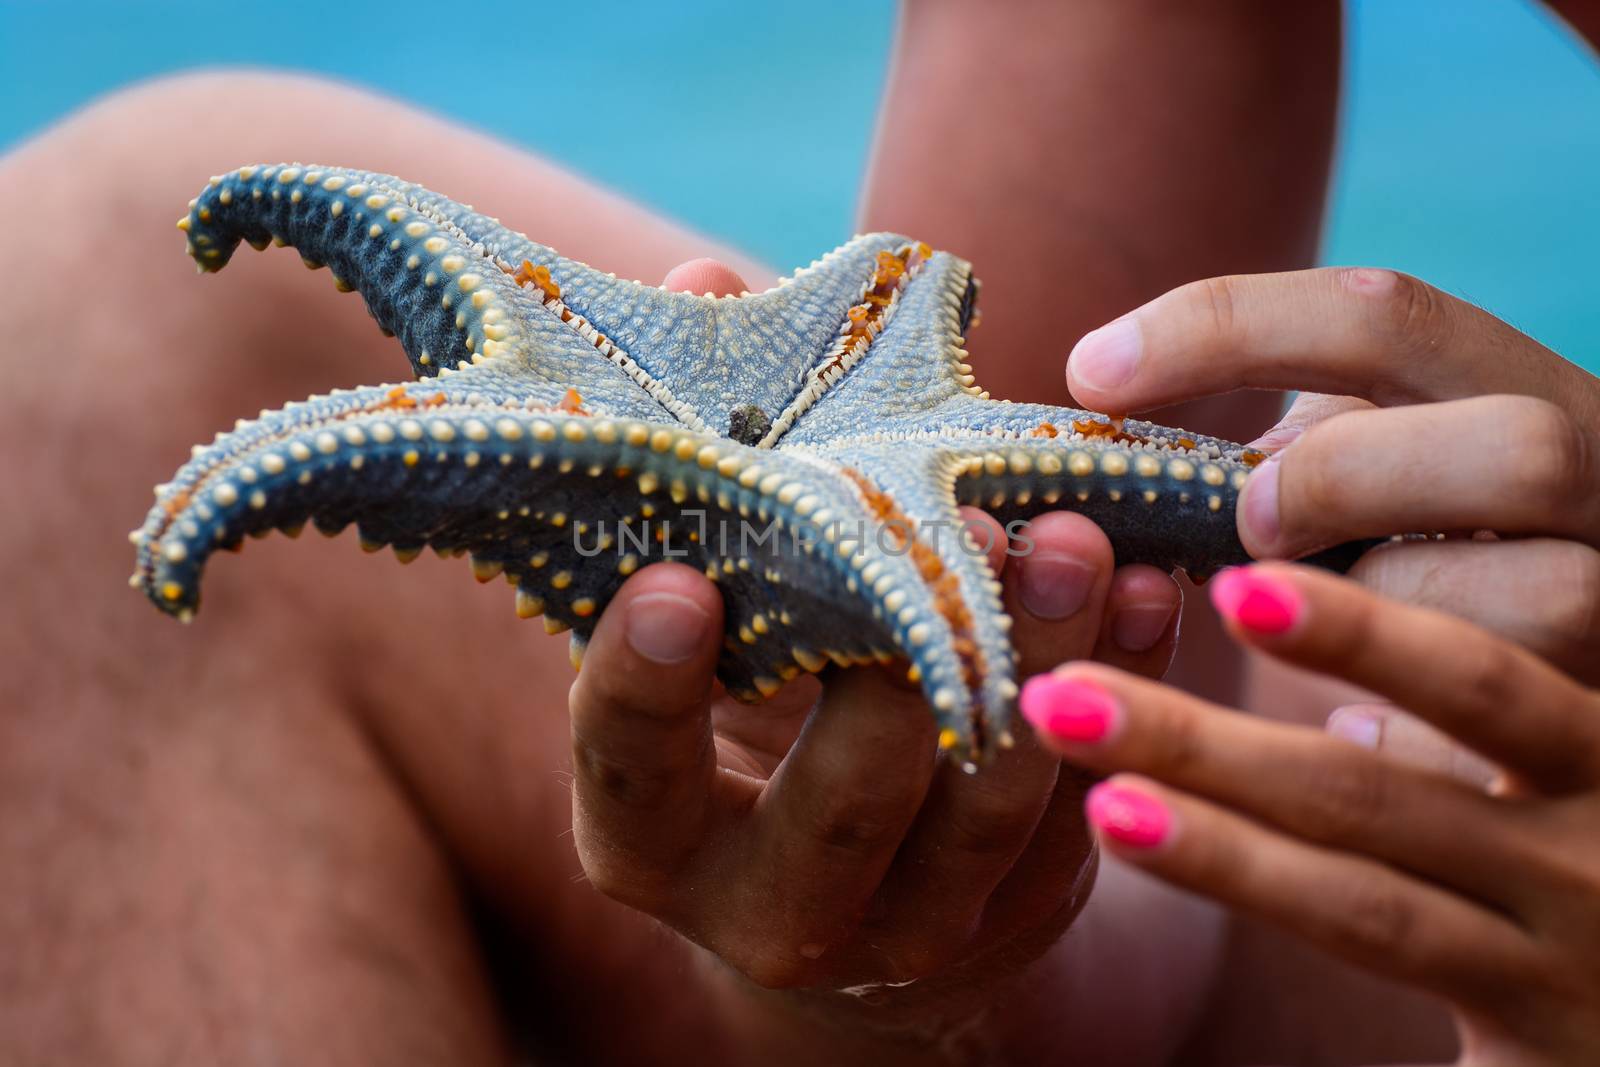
[134,164,1361,764]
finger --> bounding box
[569,563,724,895]
[1210,564,1600,791]
[746,666,939,972]
[975,762,1098,945]
[1237,395,1600,558]
[1066,266,1594,417]
[1350,537,1600,684]
[1021,665,1516,905]
[856,727,1061,979]
[1326,704,1501,791]
[1083,775,1539,1007]
[999,509,1115,676]
[662,257,750,297]
[827,513,1110,974]
[1245,391,1373,453]
[1092,564,1181,677]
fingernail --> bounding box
[1239,455,1282,552]
[1019,552,1097,620]
[1068,316,1142,392]
[1019,673,1120,744]
[1085,782,1171,848]
[1111,602,1177,653]
[1327,707,1382,750]
[1209,567,1302,635]
[625,592,711,664]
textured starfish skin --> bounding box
[133,164,1362,764]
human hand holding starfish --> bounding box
[566,260,1183,1016]
[1066,267,1600,685]
[1025,564,1600,1066]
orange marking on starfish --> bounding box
[141,381,595,585]
[161,489,193,518]
[818,244,925,377]
[558,388,590,415]
[510,259,561,302]
[1030,422,1059,438]
[1072,416,1146,447]
[841,467,987,744]
[1241,449,1269,468]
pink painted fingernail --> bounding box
[1068,316,1142,392]
[1019,673,1120,744]
[1209,567,1303,635]
[1086,782,1171,848]
[1239,454,1282,551]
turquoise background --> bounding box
[3,0,1596,369]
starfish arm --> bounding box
[134,397,998,754]
[802,440,1019,760]
[274,166,928,438]
[825,424,1371,581]
[940,430,1255,579]
[130,381,664,618]
[180,165,676,422]
[911,401,1377,574]
[776,246,985,446]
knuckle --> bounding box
[1289,754,1392,843]
[1368,271,1453,362]
[1570,546,1600,644]
[1535,543,1600,649]
[1453,639,1524,728]
[1149,704,1209,778]
[803,787,914,858]
[573,737,680,810]
[1330,877,1421,963]
[1188,275,1244,341]
[941,785,1047,857]
[1508,398,1594,505]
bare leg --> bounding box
[0,72,764,1064]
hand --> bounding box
[1025,564,1600,1066]
[1065,267,1600,682]
[564,261,1184,1023]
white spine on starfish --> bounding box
[813,427,1237,462]
[399,191,713,433]
[755,249,934,449]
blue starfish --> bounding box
[132,164,1359,765]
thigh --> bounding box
[0,71,749,1062]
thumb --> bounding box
[569,562,724,873]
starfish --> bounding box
[133,164,1361,765]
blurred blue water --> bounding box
[3,0,1595,368]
